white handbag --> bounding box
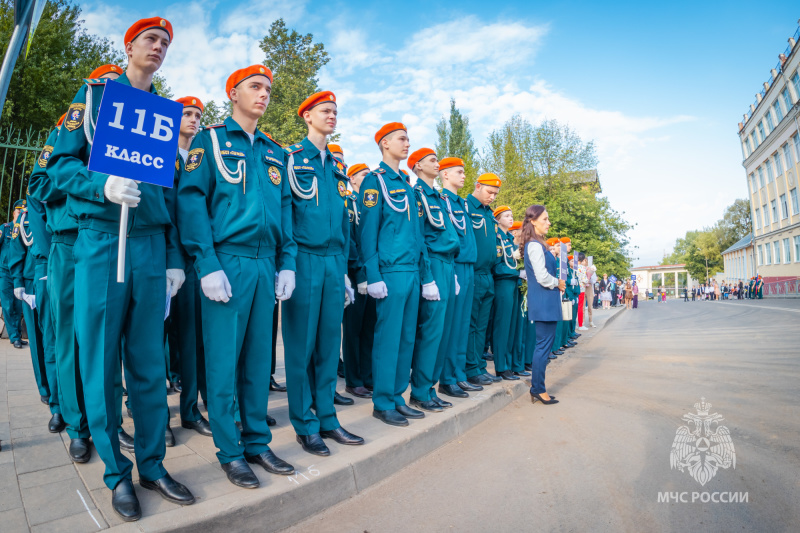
[561,300,572,321]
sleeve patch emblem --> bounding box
[268,166,282,185]
[185,148,204,172]
[64,103,86,132]
[497,246,502,257]
[363,189,379,208]
[37,146,54,168]
[338,180,348,197]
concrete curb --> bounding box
[106,382,528,533]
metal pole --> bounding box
[0,1,35,116]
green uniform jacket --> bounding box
[8,216,35,286]
[414,179,459,263]
[441,189,476,264]
[28,126,76,238]
[492,229,519,280]
[358,162,432,285]
[0,223,13,269]
[347,191,366,283]
[566,264,579,302]
[47,74,182,269]
[283,137,349,257]
[177,117,296,277]
[467,194,497,273]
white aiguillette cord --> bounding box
[443,195,466,232]
[18,212,33,246]
[209,128,246,192]
[417,188,445,229]
[286,153,318,205]
[376,173,409,220]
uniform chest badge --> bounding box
[226,141,232,147]
[363,189,379,208]
[303,158,309,164]
[417,201,423,217]
[64,103,86,132]
[37,146,54,168]
[268,166,281,185]
[185,148,204,172]
[348,209,355,223]
[337,180,348,197]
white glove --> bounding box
[103,176,140,206]
[13,287,25,300]
[422,281,440,301]
[367,281,388,299]
[357,282,368,295]
[201,270,232,303]
[166,269,186,297]
[275,270,296,301]
[344,275,355,307]
[455,275,460,296]
[520,270,527,280]
[23,293,36,310]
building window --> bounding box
[758,121,767,141]
[771,199,778,221]
[793,72,800,100]
[758,245,764,265]
[749,173,756,193]
[780,194,789,219]
[765,243,772,264]
[775,152,784,175]
[795,135,800,161]
[755,208,761,229]
[784,143,795,168]
[763,204,769,225]
[766,110,775,131]
[773,241,781,264]
[774,100,785,122]
[766,160,774,182]
[784,238,792,263]
[758,167,765,187]
[782,88,793,111]
[794,236,800,262]
[752,132,759,148]
[791,188,799,215]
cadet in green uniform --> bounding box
[0,218,24,348]
[438,160,481,397]
[167,96,212,438]
[408,150,459,412]
[48,18,195,520]
[508,222,529,376]
[178,64,297,489]
[490,206,522,381]
[358,122,433,427]
[466,174,503,386]
[342,163,375,398]
[281,91,363,456]
[756,275,763,299]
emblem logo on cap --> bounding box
[260,67,265,74]
[160,19,166,27]
[192,99,197,104]
[111,66,117,71]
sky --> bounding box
[78,0,800,265]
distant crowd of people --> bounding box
[683,276,764,301]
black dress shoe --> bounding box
[548,354,558,359]
[48,413,66,433]
[430,394,452,409]
[266,414,276,426]
[482,352,494,361]
[13,340,22,349]
[483,372,502,383]
[297,433,331,456]
[497,370,520,381]
[524,364,532,372]
[396,403,425,419]
[221,459,259,488]
[246,450,295,475]
[334,392,354,405]
[514,371,532,377]
[320,427,365,445]
[566,341,577,347]
[530,393,559,405]
[127,408,133,418]
[165,425,175,447]
[467,375,492,386]
[112,478,141,522]
[69,438,91,463]
[40,395,49,405]
[373,409,408,427]
[173,379,182,393]
[140,473,195,505]
[20,339,28,345]
[458,380,483,392]
[409,397,443,413]
[553,349,564,355]
[181,417,212,437]
[573,333,581,338]
[118,429,135,452]
[269,376,286,392]
[345,385,372,398]
[439,383,468,398]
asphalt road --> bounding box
[287,298,800,533]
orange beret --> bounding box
[176,96,204,112]
[477,173,501,187]
[89,64,123,79]
[510,221,522,231]
[568,255,574,261]
[407,148,435,170]
[56,113,67,127]
[560,237,571,243]
[438,157,464,171]
[493,205,511,218]
[328,144,343,155]
[298,91,336,117]
[124,17,172,45]
[546,237,560,246]
[347,163,369,177]
[226,65,273,100]
[375,122,406,144]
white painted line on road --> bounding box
[76,489,102,529]
[717,302,800,314]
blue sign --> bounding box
[609,275,618,284]
[559,243,568,280]
[631,274,637,281]
[88,80,182,188]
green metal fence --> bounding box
[0,123,46,222]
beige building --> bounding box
[738,21,800,288]
[721,234,755,283]
[629,264,695,298]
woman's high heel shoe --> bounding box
[531,393,559,405]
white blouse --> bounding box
[527,241,559,290]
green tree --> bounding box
[257,18,329,146]
[200,99,231,127]
[435,98,479,194]
[152,73,173,99]
[719,198,752,247]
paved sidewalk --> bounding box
[0,305,622,533]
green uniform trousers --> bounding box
[570,301,578,335]
[443,263,473,385]
[372,271,420,411]
[491,278,520,373]
[342,269,375,389]
[202,253,275,464]
[282,252,344,435]
[21,277,48,397]
[35,261,60,414]
[466,271,493,379]
[511,296,525,373]
[1,268,22,342]
[553,320,564,353]
[74,229,168,489]
[173,266,203,423]
[48,240,89,439]
[411,257,455,401]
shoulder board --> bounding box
[284,143,303,155]
[83,78,108,86]
[204,123,225,130]
[373,167,386,174]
